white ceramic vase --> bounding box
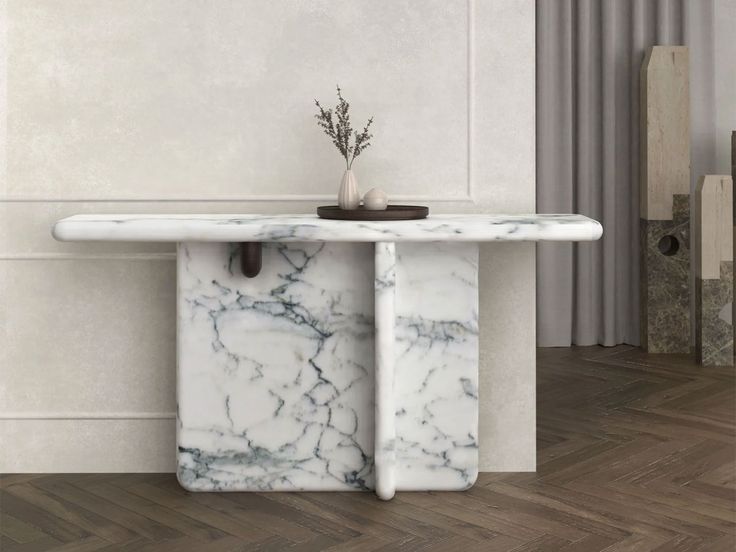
[338,169,360,210]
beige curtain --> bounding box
[536,0,718,346]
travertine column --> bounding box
[639,46,691,353]
[694,176,733,366]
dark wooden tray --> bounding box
[317,205,428,221]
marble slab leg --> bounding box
[177,242,375,491]
[393,242,479,491]
[374,242,397,500]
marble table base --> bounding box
[176,241,479,497]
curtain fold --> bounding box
[536,0,715,347]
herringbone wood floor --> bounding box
[1,346,734,551]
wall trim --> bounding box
[467,0,475,204]
[0,192,475,204]
[0,253,176,261]
[0,412,176,420]
[0,0,477,205]
[0,0,6,200]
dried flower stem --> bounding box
[314,86,374,169]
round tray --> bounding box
[317,205,429,221]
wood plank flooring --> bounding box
[1,346,734,551]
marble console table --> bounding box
[53,214,602,500]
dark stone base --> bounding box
[640,195,690,353]
[695,262,734,366]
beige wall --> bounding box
[0,0,535,472]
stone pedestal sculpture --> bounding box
[694,176,733,366]
[639,46,691,353]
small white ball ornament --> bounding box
[363,188,388,211]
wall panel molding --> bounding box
[2,0,477,203]
[0,253,176,261]
[1,0,535,474]
[0,418,176,472]
[466,0,476,205]
[0,0,7,197]
[0,193,475,203]
[0,412,175,420]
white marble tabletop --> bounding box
[53,214,602,243]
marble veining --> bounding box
[393,243,479,491]
[177,240,480,494]
[177,241,376,491]
[53,214,603,243]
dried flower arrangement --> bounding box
[314,86,374,169]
